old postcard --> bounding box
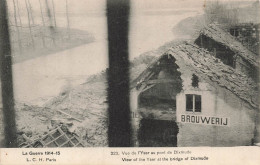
[0,0,260,164]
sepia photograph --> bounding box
[0,0,259,153]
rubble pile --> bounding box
[198,24,259,67]
[19,123,85,148]
[16,81,108,147]
[130,41,258,109]
[169,42,258,108]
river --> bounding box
[12,9,199,105]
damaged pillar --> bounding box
[130,88,141,147]
[0,0,17,147]
[255,108,260,145]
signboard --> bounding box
[179,114,229,126]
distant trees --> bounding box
[12,0,22,52]
[51,0,57,27]
[25,0,35,49]
[204,0,239,26]
[39,0,46,48]
[10,0,71,53]
[66,0,70,39]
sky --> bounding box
[7,0,257,15]
[7,0,106,15]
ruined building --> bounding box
[130,42,259,147]
[194,24,259,81]
[229,23,259,54]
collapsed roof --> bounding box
[131,42,258,109]
[195,24,259,67]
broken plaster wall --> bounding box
[235,55,257,81]
[195,35,236,67]
[176,75,256,147]
[130,52,258,147]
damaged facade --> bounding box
[194,24,259,81]
[229,23,259,54]
[130,42,259,147]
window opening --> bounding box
[186,94,201,112]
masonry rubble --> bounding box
[18,117,86,148]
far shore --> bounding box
[10,26,95,64]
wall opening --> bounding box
[195,35,236,68]
[136,55,182,146]
[192,74,199,88]
[138,119,179,147]
[186,94,201,112]
[138,55,182,113]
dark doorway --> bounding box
[138,119,178,147]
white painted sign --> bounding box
[179,114,229,126]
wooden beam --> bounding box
[57,109,83,122]
[132,78,181,89]
[146,79,180,84]
[141,84,156,93]
[145,72,155,81]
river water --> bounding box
[12,10,198,105]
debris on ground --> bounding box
[15,81,108,147]
[19,124,85,148]
[18,117,89,148]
